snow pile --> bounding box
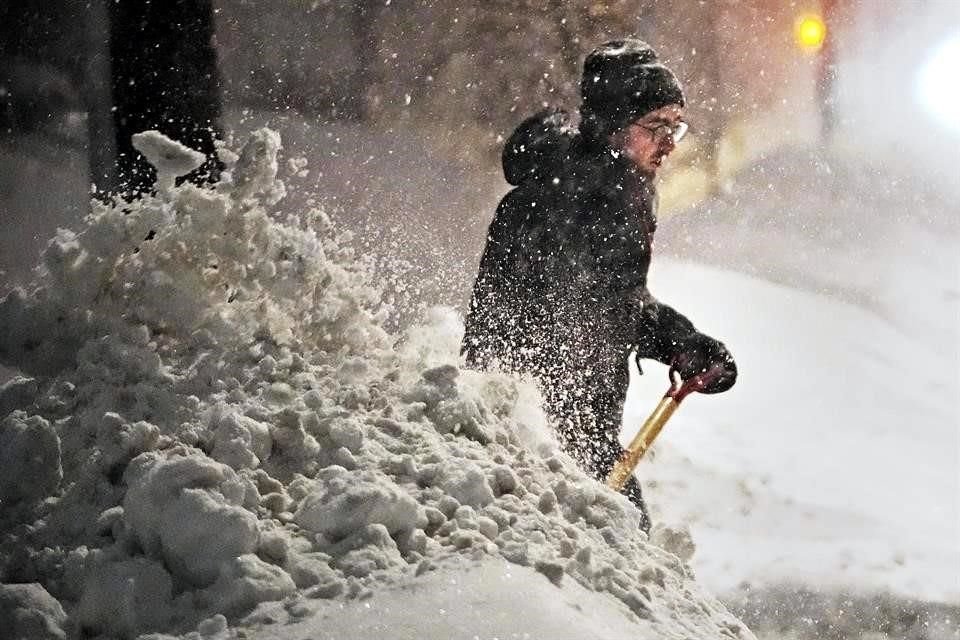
[0,129,752,639]
[0,582,69,640]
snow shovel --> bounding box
[606,364,727,491]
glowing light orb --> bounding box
[795,14,827,52]
[917,34,960,134]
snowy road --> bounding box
[626,258,959,603]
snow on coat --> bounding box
[462,108,705,376]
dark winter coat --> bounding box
[462,109,704,377]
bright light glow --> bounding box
[917,34,960,134]
[795,14,827,51]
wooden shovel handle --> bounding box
[606,394,679,491]
[606,364,727,491]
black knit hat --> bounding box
[580,38,685,142]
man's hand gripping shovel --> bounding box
[606,363,727,491]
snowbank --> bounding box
[0,129,752,639]
[0,582,68,640]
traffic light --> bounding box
[795,13,827,52]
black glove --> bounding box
[672,333,737,394]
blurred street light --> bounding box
[795,13,827,52]
[917,34,960,135]
[795,7,835,142]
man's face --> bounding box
[618,104,685,175]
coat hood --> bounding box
[502,108,575,186]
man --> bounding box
[462,39,737,532]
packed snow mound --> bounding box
[0,129,752,639]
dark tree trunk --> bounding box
[698,0,725,187]
[817,0,838,142]
[84,0,116,193]
[108,0,222,195]
[346,2,378,120]
[549,0,581,84]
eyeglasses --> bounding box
[636,120,689,144]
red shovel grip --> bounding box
[666,363,728,403]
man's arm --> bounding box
[632,294,695,363]
[632,293,738,394]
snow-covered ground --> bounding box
[216,555,743,640]
[635,143,960,633]
[628,258,959,603]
